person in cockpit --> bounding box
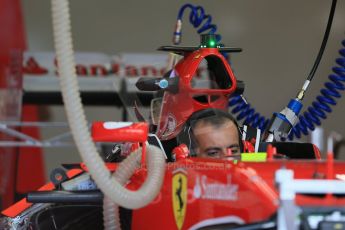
[178,108,242,158]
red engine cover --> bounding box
[131,158,345,230]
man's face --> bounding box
[193,120,240,158]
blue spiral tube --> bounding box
[177,4,217,35]
[229,40,345,140]
[177,3,344,140]
[175,4,231,59]
[175,4,219,43]
[229,95,270,131]
[289,40,345,139]
[175,3,267,130]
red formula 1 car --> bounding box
[1,34,345,230]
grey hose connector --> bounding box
[51,0,166,213]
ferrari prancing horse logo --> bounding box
[172,170,187,230]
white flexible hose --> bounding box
[103,197,119,230]
[102,146,165,230]
[51,0,165,212]
[104,149,141,230]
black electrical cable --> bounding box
[307,0,337,81]
[229,0,340,137]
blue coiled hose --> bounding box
[230,40,345,139]
[175,3,230,59]
[176,4,218,44]
[176,3,268,130]
[177,3,344,140]
[229,95,270,131]
[289,40,345,139]
[175,4,233,77]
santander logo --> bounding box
[193,175,238,201]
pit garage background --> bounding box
[19,0,345,177]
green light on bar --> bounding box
[200,34,218,48]
[209,40,216,47]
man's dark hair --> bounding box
[178,108,242,155]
